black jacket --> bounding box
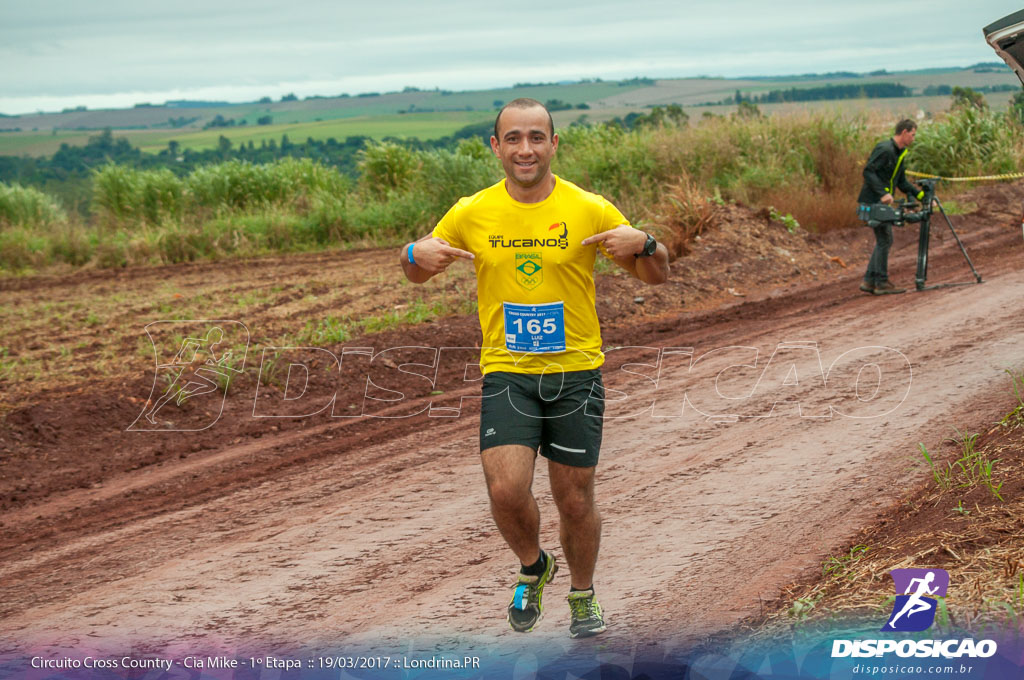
[857,138,919,204]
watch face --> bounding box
[643,234,657,256]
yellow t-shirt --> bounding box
[432,175,629,374]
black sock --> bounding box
[520,550,547,577]
[570,585,594,593]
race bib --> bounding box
[503,301,566,353]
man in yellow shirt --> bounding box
[400,98,668,638]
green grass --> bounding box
[936,199,978,215]
[1000,368,1024,428]
[787,593,824,622]
[919,427,1005,502]
[919,442,953,491]
[822,545,870,579]
[427,82,642,109]
[137,111,494,153]
[297,316,352,346]
[360,299,450,333]
[295,298,471,346]
[0,130,102,156]
[0,111,496,157]
[911,106,1022,178]
[0,183,66,228]
[945,428,1004,502]
[179,83,634,128]
[5,104,1024,273]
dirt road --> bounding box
[1,184,1022,659]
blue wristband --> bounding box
[407,242,417,265]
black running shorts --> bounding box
[479,368,605,467]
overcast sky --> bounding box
[1,1,1021,115]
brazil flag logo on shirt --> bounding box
[515,252,543,290]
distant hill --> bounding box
[0,65,1020,158]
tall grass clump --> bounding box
[92,164,185,227]
[352,137,501,242]
[357,142,422,198]
[910,106,1023,179]
[0,182,67,230]
[185,157,348,213]
[762,115,868,232]
[554,124,661,218]
[647,175,721,259]
[92,158,351,231]
[0,182,83,271]
[0,227,49,270]
[667,112,871,231]
[87,158,356,263]
[555,112,872,233]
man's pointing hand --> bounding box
[411,237,474,274]
[580,225,648,259]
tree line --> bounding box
[745,82,913,104]
[0,121,494,215]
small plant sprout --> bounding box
[919,442,953,490]
[822,544,870,579]
[769,206,800,234]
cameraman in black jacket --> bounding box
[858,119,925,295]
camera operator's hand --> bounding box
[881,193,894,205]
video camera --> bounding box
[859,178,939,228]
[860,178,981,291]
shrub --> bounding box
[0,228,46,270]
[554,123,659,215]
[92,164,141,224]
[0,182,67,230]
[138,168,185,225]
[358,142,421,197]
[187,160,278,211]
[648,175,719,259]
[48,224,94,266]
[910,107,1018,178]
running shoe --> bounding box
[507,551,557,632]
[568,588,606,638]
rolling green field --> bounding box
[0,131,101,157]
[135,111,496,152]
[0,111,496,157]
[0,92,1014,159]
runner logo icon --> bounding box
[882,568,949,632]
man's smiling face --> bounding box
[491,105,558,192]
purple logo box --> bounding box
[890,568,949,596]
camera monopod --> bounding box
[861,178,983,291]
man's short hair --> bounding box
[494,98,554,140]
[895,118,917,135]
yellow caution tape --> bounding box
[907,170,1024,182]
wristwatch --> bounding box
[635,233,657,258]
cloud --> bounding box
[0,0,1020,113]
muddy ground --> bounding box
[1,183,1022,659]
